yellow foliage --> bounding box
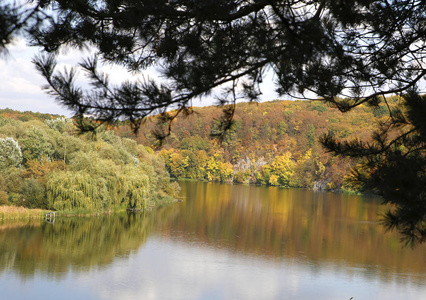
[269,175,279,186]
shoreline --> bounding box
[0,196,178,221]
[0,205,50,221]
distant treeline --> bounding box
[114,98,396,191]
[0,111,179,212]
[0,108,62,122]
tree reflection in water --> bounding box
[0,181,425,286]
[162,182,426,284]
[0,213,156,278]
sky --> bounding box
[0,39,67,115]
[0,38,281,117]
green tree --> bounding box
[21,177,47,208]
[45,117,73,133]
[0,137,23,169]
[47,151,156,211]
[321,91,426,246]
[306,124,316,149]
[277,121,288,136]
[0,115,178,211]
[20,127,54,162]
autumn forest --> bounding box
[0,97,395,213]
[117,98,394,192]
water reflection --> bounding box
[0,181,425,299]
[0,213,156,278]
[160,182,426,284]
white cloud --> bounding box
[69,237,426,300]
[77,239,298,300]
[0,39,72,115]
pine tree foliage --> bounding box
[1,0,419,136]
[0,1,41,53]
[320,91,426,246]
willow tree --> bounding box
[46,149,159,212]
[3,1,426,244]
[47,161,152,211]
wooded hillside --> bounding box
[114,99,395,191]
[0,109,179,212]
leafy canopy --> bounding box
[0,137,23,169]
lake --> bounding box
[0,181,425,299]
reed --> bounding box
[0,205,50,221]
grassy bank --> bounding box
[0,195,179,220]
[0,205,143,220]
[0,205,50,221]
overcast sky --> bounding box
[0,37,281,117]
[0,39,69,115]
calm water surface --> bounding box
[0,181,425,299]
